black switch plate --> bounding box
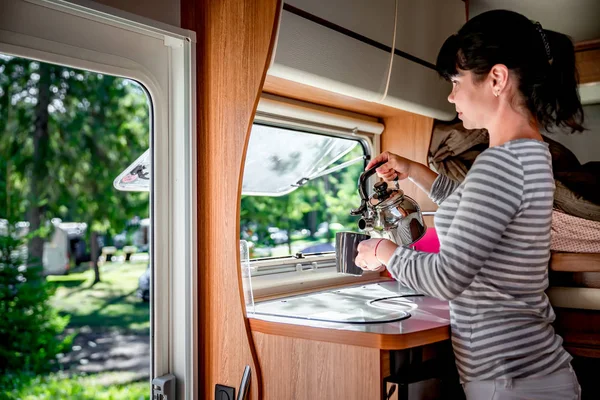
[215,384,235,400]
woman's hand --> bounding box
[354,238,398,272]
[366,151,414,182]
[367,151,439,195]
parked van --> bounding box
[43,219,88,275]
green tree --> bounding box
[0,56,37,222]
[0,224,73,385]
[51,73,149,283]
[0,55,149,283]
[240,146,364,255]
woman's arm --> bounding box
[407,161,439,194]
[361,148,525,300]
[366,151,459,204]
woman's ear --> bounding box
[489,64,509,97]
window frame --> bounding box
[244,105,384,300]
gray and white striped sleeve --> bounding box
[387,148,524,300]
[428,174,461,205]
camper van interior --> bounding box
[1,0,599,399]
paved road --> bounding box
[59,328,150,384]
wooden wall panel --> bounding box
[576,48,600,84]
[381,112,438,213]
[576,39,600,84]
[252,332,382,400]
[181,0,280,398]
[263,75,404,118]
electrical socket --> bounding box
[215,384,235,400]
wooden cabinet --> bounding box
[253,331,460,400]
[253,332,382,399]
[269,0,463,120]
[248,291,453,399]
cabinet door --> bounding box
[270,8,392,103]
[394,0,465,65]
[382,53,455,120]
[286,0,397,47]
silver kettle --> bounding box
[351,161,426,246]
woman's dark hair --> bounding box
[436,10,584,132]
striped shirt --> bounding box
[387,139,571,383]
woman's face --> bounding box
[447,69,494,129]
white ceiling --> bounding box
[469,0,600,43]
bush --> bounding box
[0,226,73,383]
[2,372,150,400]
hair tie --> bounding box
[533,21,553,65]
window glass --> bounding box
[240,125,367,259]
[0,54,151,398]
[242,124,360,196]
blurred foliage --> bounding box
[0,225,73,380]
[1,371,149,400]
[0,54,149,242]
[240,145,365,255]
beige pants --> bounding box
[462,366,581,400]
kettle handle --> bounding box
[350,161,385,216]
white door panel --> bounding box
[0,0,197,398]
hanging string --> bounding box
[379,0,399,102]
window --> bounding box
[240,99,384,298]
[0,53,152,397]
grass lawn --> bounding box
[48,261,149,333]
[0,262,153,399]
[3,372,149,400]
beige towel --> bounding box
[428,121,488,182]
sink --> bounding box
[251,282,421,324]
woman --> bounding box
[355,10,584,400]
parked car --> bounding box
[314,222,345,238]
[300,243,335,254]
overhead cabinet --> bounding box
[269,0,465,120]
[270,6,393,104]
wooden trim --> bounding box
[381,113,438,213]
[575,39,600,52]
[575,39,600,85]
[240,4,283,400]
[249,318,450,350]
[550,253,600,272]
[565,345,600,358]
[181,0,280,398]
[576,48,600,84]
[263,75,406,118]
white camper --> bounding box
[42,219,87,275]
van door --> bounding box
[0,0,196,398]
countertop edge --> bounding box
[248,317,451,350]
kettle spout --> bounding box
[358,217,374,231]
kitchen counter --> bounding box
[248,281,451,350]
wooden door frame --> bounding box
[181,0,282,398]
